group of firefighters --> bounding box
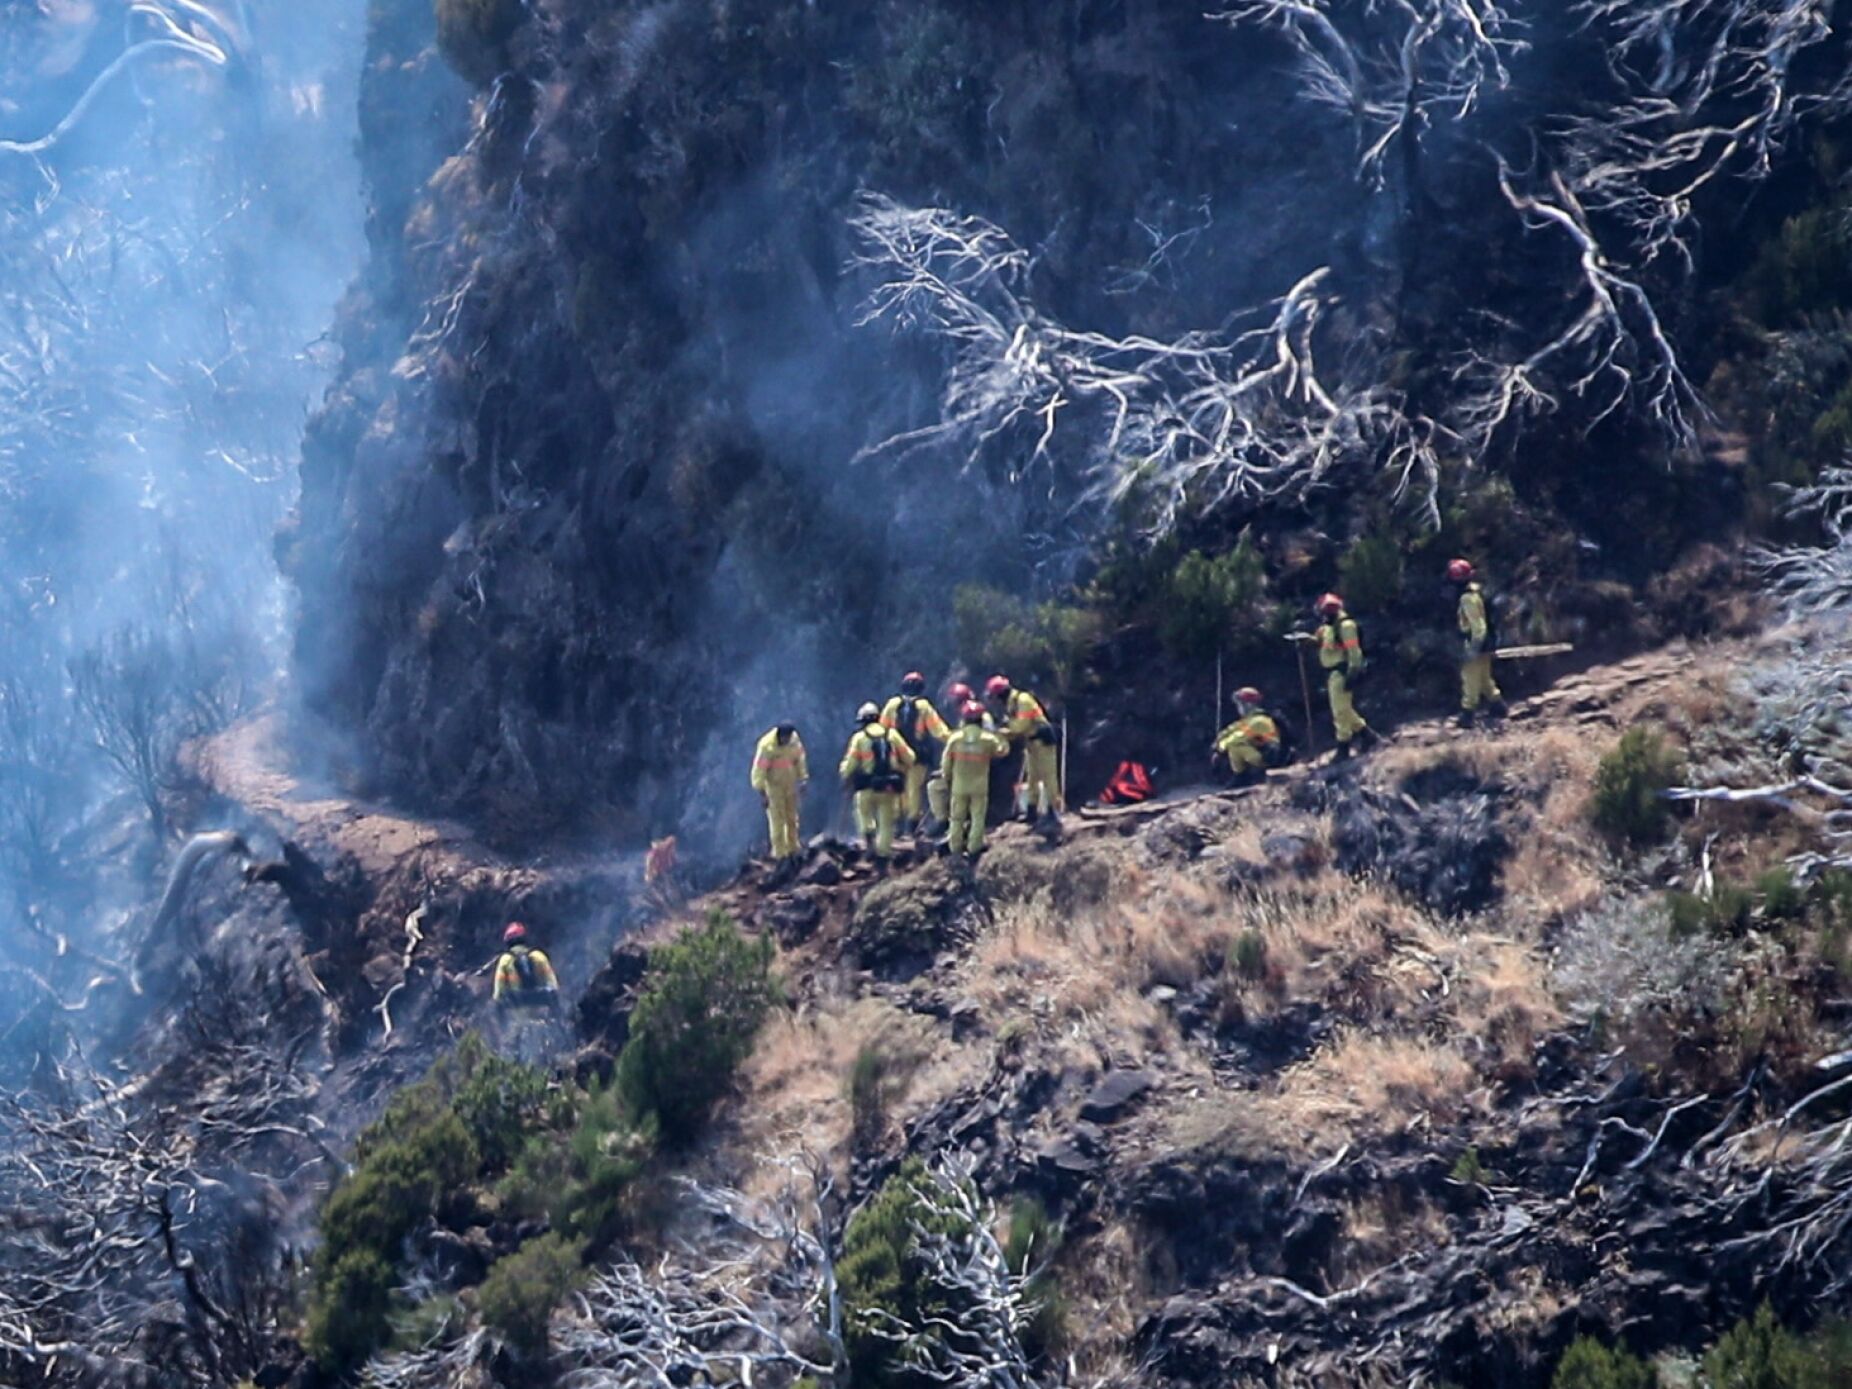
[751,672,1059,872]
[748,557,1510,871]
[487,559,1509,1010]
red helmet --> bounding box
[503,922,527,945]
[948,681,974,705]
[1447,558,1474,583]
[1315,593,1344,618]
[901,671,926,696]
[962,700,986,722]
[985,675,1012,699]
[1234,686,1262,707]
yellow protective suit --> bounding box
[839,723,916,860]
[1317,613,1369,745]
[750,727,808,859]
[881,694,950,823]
[1000,688,1061,815]
[942,722,1010,855]
[1215,711,1279,771]
[1457,583,1504,712]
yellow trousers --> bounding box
[926,770,949,824]
[1461,655,1502,711]
[764,784,800,859]
[901,762,929,822]
[861,791,902,859]
[947,785,990,855]
[1022,740,1061,814]
[1226,739,1266,771]
[1326,670,1367,743]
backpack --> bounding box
[858,729,905,793]
[1100,761,1155,805]
[894,696,935,768]
[511,945,538,991]
[1481,588,1503,651]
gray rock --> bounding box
[1080,1069,1155,1123]
[800,856,842,887]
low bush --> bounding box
[1338,532,1405,614]
[307,1038,547,1374]
[847,1040,913,1149]
[952,584,1101,698]
[618,911,779,1145]
[1230,928,1269,981]
[1158,541,1267,661]
[1005,1197,1069,1362]
[479,1232,586,1354]
[1704,1302,1852,1387]
[839,1158,971,1388]
[1550,1336,1657,1389]
[498,1079,657,1251]
[1591,728,1683,844]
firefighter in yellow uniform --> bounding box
[985,675,1061,828]
[881,671,950,835]
[749,723,807,863]
[943,700,1010,858]
[925,681,980,831]
[1213,686,1280,784]
[840,702,916,864]
[1315,592,1373,760]
[1448,559,1506,725]
[493,923,560,1007]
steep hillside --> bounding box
[282,0,1852,854]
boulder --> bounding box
[1080,1069,1155,1123]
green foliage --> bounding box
[1703,1303,1852,1388]
[1231,929,1268,981]
[497,1079,658,1250]
[952,584,1102,699]
[618,911,779,1145]
[1667,884,1756,940]
[307,1038,548,1374]
[1338,533,1406,615]
[1757,867,1806,923]
[1450,1146,1486,1186]
[839,1158,970,1388]
[433,0,524,86]
[1591,728,1684,845]
[390,1294,464,1352]
[1746,206,1852,329]
[479,1233,587,1354]
[1005,1198,1070,1361]
[1550,1336,1658,1389]
[848,1040,913,1148]
[1158,541,1268,660]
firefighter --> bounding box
[749,723,807,865]
[881,671,950,836]
[840,701,916,865]
[493,922,561,1008]
[986,674,1062,830]
[943,700,1010,858]
[1449,559,1506,725]
[925,680,978,831]
[1213,686,1280,785]
[1315,593,1373,759]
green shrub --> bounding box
[1746,205,1852,329]
[1591,728,1683,845]
[848,1041,913,1149]
[1757,867,1806,923]
[1667,882,1757,939]
[1338,533,1406,614]
[1231,929,1268,982]
[434,0,525,86]
[1005,1198,1069,1362]
[1158,541,1267,660]
[839,1158,971,1388]
[306,1248,396,1376]
[307,1037,544,1373]
[952,584,1102,699]
[479,1233,586,1353]
[618,911,779,1145]
[498,1079,657,1249]
[1450,1146,1486,1186]
[1550,1336,1657,1389]
[1700,1305,1852,1388]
